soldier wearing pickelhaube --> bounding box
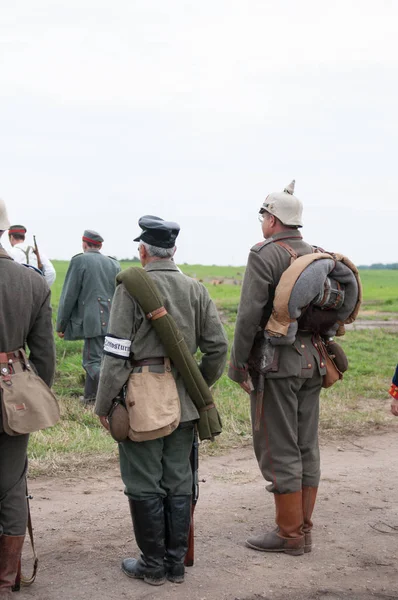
[0,199,55,596]
[229,181,325,556]
[95,216,228,586]
[56,230,121,403]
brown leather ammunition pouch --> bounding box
[319,340,348,389]
[0,349,60,435]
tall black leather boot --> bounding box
[122,497,166,586]
[164,495,192,583]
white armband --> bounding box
[103,335,132,359]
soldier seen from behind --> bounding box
[229,181,360,556]
[56,230,121,404]
[0,199,56,597]
[95,216,228,586]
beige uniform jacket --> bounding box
[95,260,228,420]
[0,246,56,431]
[228,231,327,384]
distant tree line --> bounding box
[358,263,398,270]
[119,256,140,262]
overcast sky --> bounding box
[1,1,396,266]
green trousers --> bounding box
[119,425,194,499]
[0,433,29,536]
[251,374,322,494]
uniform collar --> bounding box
[0,247,12,260]
[268,230,302,242]
[144,259,180,272]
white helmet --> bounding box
[0,198,10,231]
[260,180,303,227]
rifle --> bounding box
[32,235,44,272]
[185,427,199,567]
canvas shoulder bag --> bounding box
[125,358,180,442]
[0,349,60,435]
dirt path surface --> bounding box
[22,431,398,600]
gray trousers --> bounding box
[119,426,194,500]
[0,433,29,536]
[251,374,322,494]
[82,336,104,398]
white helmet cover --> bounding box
[261,180,303,227]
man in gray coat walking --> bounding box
[0,198,55,597]
[56,230,120,403]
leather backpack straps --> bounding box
[274,240,298,264]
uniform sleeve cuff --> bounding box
[227,361,249,384]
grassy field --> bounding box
[28,262,398,474]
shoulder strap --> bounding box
[16,246,32,265]
[274,241,298,264]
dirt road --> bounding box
[22,430,398,600]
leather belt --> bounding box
[131,357,165,367]
[0,350,23,364]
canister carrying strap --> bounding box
[0,349,28,377]
[136,358,172,373]
[146,307,168,321]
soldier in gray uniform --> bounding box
[228,181,326,557]
[56,230,121,403]
[95,216,228,586]
[0,198,55,596]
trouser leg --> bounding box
[297,374,321,553]
[161,426,193,583]
[0,433,29,595]
[82,336,104,401]
[0,433,29,536]
[119,427,193,583]
[297,374,322,488]
[250,377,304,494]
[247,376,322,556]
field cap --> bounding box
[134,215,180,249]
[260,180,303,227]
[9,225,27,235]
[82,229,104,246]
[0,198,10,230]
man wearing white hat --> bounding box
[228,181,325,557]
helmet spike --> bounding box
[284,180,295,195]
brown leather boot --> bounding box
[0,534,25,596]
[302,486,318,553]
[246,491,304,556]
